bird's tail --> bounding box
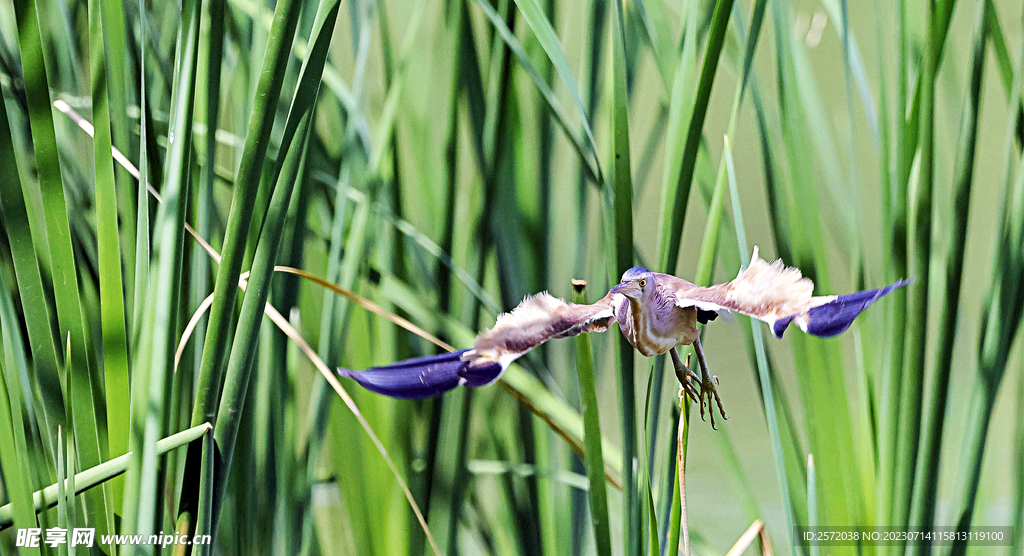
[337,349,504,400]
[771,279,910,339]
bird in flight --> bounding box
[339,247,907,427]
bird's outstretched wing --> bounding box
[338,292,616,399]
[668,246,908,338]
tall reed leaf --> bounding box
[209,0,341,525]
[471,0,600,182]
[908,1,987,542]
[0,79,65,447]
[509,0,602,182]
[660,0,734,275]
[12,0,113,539]
[951,18,1024,549]
[188,0,303,431]
[0,275,40,549]
[725,136,795,549]
[656,0,698,273]
[121,0,202,542]
[893,0,938,535]
[768,0,860,540]
[609,0,637,552]
[89,0,131,513]
[572,282,612,556]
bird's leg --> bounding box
[669,347,701,405]
[692,337,728,429]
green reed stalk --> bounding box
[908,1,987,543]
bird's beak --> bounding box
[610,282,639,296]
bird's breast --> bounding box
[614,297,699,357]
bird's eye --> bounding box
[638,279,647,288]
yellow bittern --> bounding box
[339,247,906,427]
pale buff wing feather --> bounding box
[338,291,615,399]
[462,292,616,374]
[672,246,908,338]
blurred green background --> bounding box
[0,0,1022,554]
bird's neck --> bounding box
[626,296,645,339]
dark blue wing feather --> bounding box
[337,349,505,399]
[772,316,795,338]
[773,279,909,338]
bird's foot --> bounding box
[681,363,702,406]
[692,338,728,429]
[670,349,701,406]
[697,366,728,429]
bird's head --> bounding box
[610,266,653,299]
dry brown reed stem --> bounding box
[725,519,772,556]
[678,386,690,555]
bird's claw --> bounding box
[681,377,700,406]
[691,338,727,430]
[671,344,727,429]
[671,351,701,406]
[697,367,728,429]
